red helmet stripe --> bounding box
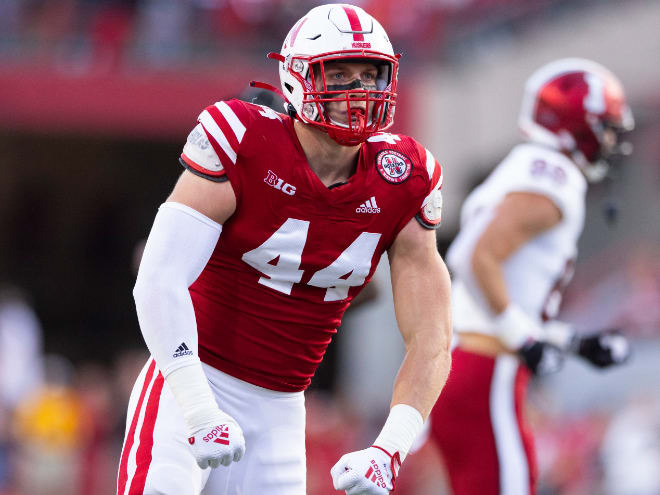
[342,6,365,41]
[289,17,308,47]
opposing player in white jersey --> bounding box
[116,4,452,495]
[428,58,633,495]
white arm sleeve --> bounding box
[133,201,221,378]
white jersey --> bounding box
[447,143,587,335]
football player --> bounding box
[116,4,451,495]
[428,58,634,495]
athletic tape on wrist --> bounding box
[373,404,424,463]
[165,361,223,432]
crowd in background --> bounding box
[0,0,584,73]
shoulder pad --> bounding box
[180,123,227,182]
[416,188,443,229]
[416,147,443,229]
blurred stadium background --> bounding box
[0,0,659,493]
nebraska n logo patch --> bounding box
[375,150,412,184]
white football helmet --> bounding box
[519,58,634,182]
[267,4,400,146]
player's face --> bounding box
[316,61,379,126]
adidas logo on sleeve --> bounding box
[356,196,381,214]
[173,342,193,358]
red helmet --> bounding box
[254,4,400,146]
[519,58,634,182]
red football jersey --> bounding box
[181,99,443,392]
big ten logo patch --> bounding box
[265,170,297,195]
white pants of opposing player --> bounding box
[117,358,306,495]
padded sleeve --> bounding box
[180,100,249,183]
[180,123,227,182]
[415,147,444,230]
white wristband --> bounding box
[165,360,222,433]
[373,404,424,462]
[494,304,541,350]
[543,320,576,351]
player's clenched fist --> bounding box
[331,446,399,495]
[187,414,245,469]
[165,362,246,470]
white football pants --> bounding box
[117,357,306,495]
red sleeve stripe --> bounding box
[342,6,365,41]
[199,110,237,164]
[207,105,240,156]
[198,127,239,172]
[432,160,443,190]
[215,101,246,142]
[424,147,443,190]
[421,167,443,209]
[421,149,444,209]
[197,102,246,165]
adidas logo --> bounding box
[365,460,386,488]
[356,196,381,214]
[203,425,231,445]
[173,342,193,358]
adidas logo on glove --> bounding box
[365,460,387,488]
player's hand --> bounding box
[575,329,631,368]
[518,340,564,375]
[330,446,400,494]
[494,305,542,351]
[187,412,245,469]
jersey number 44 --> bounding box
[242,218,381,301]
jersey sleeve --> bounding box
[179,100,250,183]
[415,146,444,230]
[502,147,585,218]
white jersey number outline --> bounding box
[241,218,381,301]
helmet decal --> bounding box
[339,5,369,40]
[289,18,308,48]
